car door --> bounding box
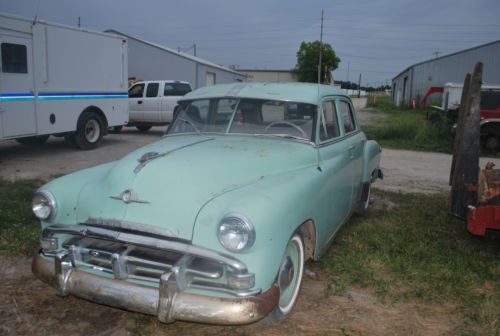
[161,82,192,123]
[0,36,36,138]
[143,82,161,122]
[316,98,353,248]
[336,98,365,208]
[128,83,145,122]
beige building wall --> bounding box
[240,70,298,83]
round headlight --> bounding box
[217,214,255,252]
[32,190,57,221]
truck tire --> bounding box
[16,135,50,146]
[136,125,152,132]
[72,111,104,150]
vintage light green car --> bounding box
[32,83,382,325]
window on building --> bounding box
[146,83,159,97]
[1,43,28,73]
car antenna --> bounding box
[316,10,324,170]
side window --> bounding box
[146,83,159,98]
[128,84,144,98]
[319,100,340,141]
[338,100,356,134]
[164,83,192,96]
[1,43,28,73]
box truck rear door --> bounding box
[0,36,36,138]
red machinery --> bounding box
[449,62,500,236]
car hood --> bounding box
[75,135,317,240]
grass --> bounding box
[1,179,498,334]
[363,95,454,153]
[0,179,43,255]
[319,189,499,335]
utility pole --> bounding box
[347,61,350,83]
[434,51,440,58]
[358,73,362,98]
[317,10,324,84]
[78,17,81,28]
[193,44,197,57]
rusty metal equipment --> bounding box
[450,62,500,236]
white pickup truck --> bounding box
[126,80,192,131]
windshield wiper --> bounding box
[253,133,310,142]
[177,118,202,135]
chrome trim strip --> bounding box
[84,218,178,239]
[43,224,247,273]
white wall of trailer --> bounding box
[0,13,128,140]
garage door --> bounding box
[206,72,216,86]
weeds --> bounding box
[363,95,454,153]
[0,179,42,255]
[319,189,499,334]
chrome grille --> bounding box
[62,236,223,285]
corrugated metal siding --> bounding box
[392,41,500,105]
[126,39,246,89]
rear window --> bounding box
[481,91,500,110]
[164,83,192,96]
[1,43,28,73]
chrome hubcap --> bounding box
[85,119,100,143]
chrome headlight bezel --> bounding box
[32,190,57,221]
[217,213,255,253]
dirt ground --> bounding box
[0,256,460,336]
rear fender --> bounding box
[362,140,382,183]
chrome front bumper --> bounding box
[33,254,279,324]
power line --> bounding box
[324,17,500,28]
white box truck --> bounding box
[0,13,128,149]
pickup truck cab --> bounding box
[127,80,192,131]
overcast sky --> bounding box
[2,0,499,87]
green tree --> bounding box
[293,41,340,84]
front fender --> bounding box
[39,162,116,227]
[191,165,322,292]
[362,139,382,183]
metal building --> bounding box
[106,30,246,89]
[392,40,500,106]
[238,69,298,83]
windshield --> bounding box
[167,98,317,141]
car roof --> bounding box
[133,80,191,85]
[179,82,348,105]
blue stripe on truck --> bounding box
[0,92,128,102]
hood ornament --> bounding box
[110,189,150,204]
[133,138,215,174]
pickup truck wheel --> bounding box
[484,135,499,151]
[264,234,304,325]
[73,111,104,150]
[136,125,152,132]
[16,135,50,146]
